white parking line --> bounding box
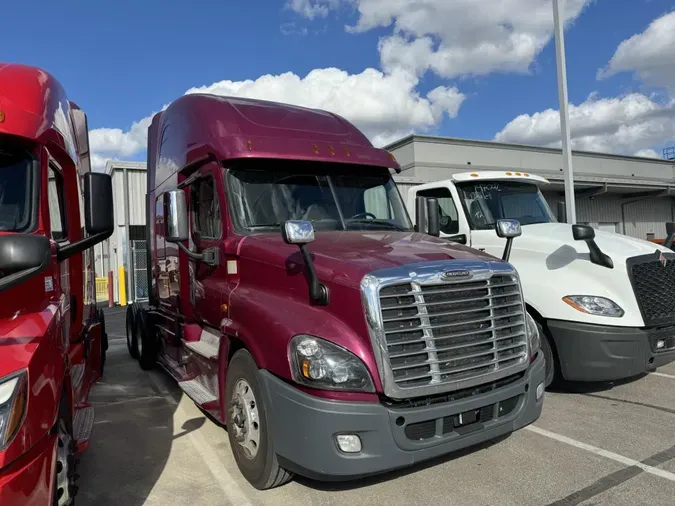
[525,425,675,483]
[147,371,254,506]
[650,371,675,380]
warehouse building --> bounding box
[100,137,675,305]
[95,160,148,305]
[387,136,675,240]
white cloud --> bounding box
[494,93,675,155]
[598,11,675,93]
[633,148,662,159]
[88,67,466,169]
[285,0,341,20]
[292,0,591,79]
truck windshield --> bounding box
[0,148,35,232]
[456,180,556,229]
[226,163,413,234]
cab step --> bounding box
[71,364,85,390]
[73,406,95,448]
[183,327,220,360]
[178,378,217,406]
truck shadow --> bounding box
[294,433,511,492]
[75,307,199,506]
[547,373,650,394]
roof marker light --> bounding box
[312,144,319,154]
[524,173,530,177]
[247,140,253,150]
[470,173,479,177]
[344,147,351,157]
[0,110,4,123]
[506,172,513,176]
[515,172,522,176]
[328,146,335,155]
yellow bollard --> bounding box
[118,266,127,306]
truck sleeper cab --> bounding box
[127,94,545,489]
[406,171,675,387]
[0,62,114,505]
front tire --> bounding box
[539,322,560,388]
[225,349,293,490]
[53,402,78,506]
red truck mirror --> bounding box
[0,234,52,292]
[57,172,114,262]
[163,190,189,243]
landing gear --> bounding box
[225,349,293,490]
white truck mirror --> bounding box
[496,219,521,262]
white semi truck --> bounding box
[406,170,675,387]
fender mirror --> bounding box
[282,220,328,305]
[496,219,521,262]
[572,224,613,269]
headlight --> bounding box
[563,295,624,317]
[0,371,28,450]
[525,312,540,359]
[289,335,375,392]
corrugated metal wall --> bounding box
[113,168,147,227]
[542,192,674,239]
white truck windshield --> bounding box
[226,163,413,233]
[456,180,556,229]
[0,147,35,232]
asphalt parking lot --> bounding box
[78,307,675,506]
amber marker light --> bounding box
[0,110,5,123]
[562,296,589,313]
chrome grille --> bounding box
[376,272,528,392]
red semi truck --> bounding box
[0,63,114,505]
[126,94,545,489]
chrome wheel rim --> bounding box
[55,418,75,506]
[229,379,260,459]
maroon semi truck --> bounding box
[126,94,546,489]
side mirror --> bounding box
[664,222,675,250]
[281,220,328,305]
[572,224,613,269]
[495,219,521,262]
[282,220,315,245]
[58,172,114,262]
[163,190,189,243]
[84,172,113,235]
[426,198,440,237]
[572,224,595,241]
[0,235,52,292]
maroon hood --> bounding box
[238,230,499,288]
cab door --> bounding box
[185,167,227,327]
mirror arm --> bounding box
[585,239,614,269]
[57,230,113,262]
[298,244,329,306]
[502,238,514,262]
[176,242,219,267]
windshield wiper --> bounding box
[346,219,405,231]
[248,223,281,229]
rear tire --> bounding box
[225,349,293,490]
[126,305,139,359]
[138,311,158,370]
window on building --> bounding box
[416,187,459,234]
[48,164,67,242]
[191,175,221,239]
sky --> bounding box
[2,0,675,171]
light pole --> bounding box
[553,0,576,224]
